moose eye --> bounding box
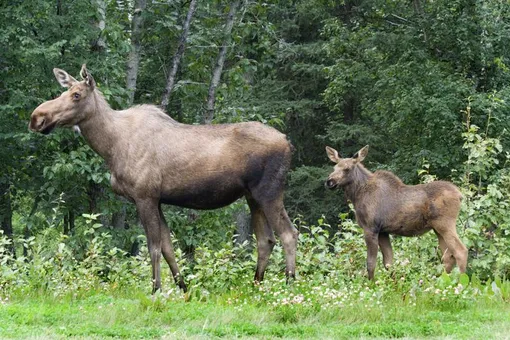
[72,92,81,100]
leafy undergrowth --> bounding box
[1,215,510,338]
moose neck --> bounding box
[77,91,118,165]
[344,164,372,205]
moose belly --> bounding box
[381,210,431,236]
[160,180,245,210]
[382,218,432,236]
[385,225,432,237]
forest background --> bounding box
[1,1,510,337]
[2,0,510,274]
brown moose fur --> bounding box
[29,65,298,292]
[325,145,468,280]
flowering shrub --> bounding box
[0,215,152,299]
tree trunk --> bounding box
[63,211,69,235]
[160,0,198,108]
[69,210,75,234]
[23,198,39,258]
[234,208,252,246]
[88,182,99,213]
[204,0,240,124]
[23,225,30,258]
[126,0,148,104]
[130,239,141,256]
[92,0,107,52]
[56,0,66,56]
[88,181,109,226]
[412,0,427,43]
[112,204,127,229]
[63,209,75,235]
[0,183,14,256]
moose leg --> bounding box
[434,225,468,273]
[363,229,379,280]
[278,206,298,281]
[159,205,187,292]
[378,232,393,269]
[259,199,298,281]
[247,198,276,282]
[136,198,162,293]
[434,230,455,273]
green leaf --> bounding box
[459,273,470,287]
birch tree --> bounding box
[92,0,107,52]
[203,0,240,124]
[0,183,14,255]
[161,0,198,108]
[126,0,148,104]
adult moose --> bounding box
[29,65,298,293]
[325,145,467,280]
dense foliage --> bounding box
[1,0,510,296]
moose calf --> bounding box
[325,145,468,280]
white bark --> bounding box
[93,0,107,52]
[204,0,240,124]
[126,0,148,104]
[161,0,198,108]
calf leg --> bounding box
[434,230,455,273]
[363,229,379,280]
[378,232,393,269]
[136,198,162,293]
[443,231,467,273]
[433,220,468,273]
[247,198,276,282]
[159,206,187,292]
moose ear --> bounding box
[80,64,96,89]
[353,145,369,163]
[53,68,78,88]
[325,146,341,163]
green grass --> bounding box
[1,286,509,339]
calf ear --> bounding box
[353,145,369,163]
[80,64,96,89]
[53,68,78,88]
[326,146,341,163]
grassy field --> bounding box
[1,276,510,339]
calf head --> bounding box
[325,145,369,189]
[29,65,96,134]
